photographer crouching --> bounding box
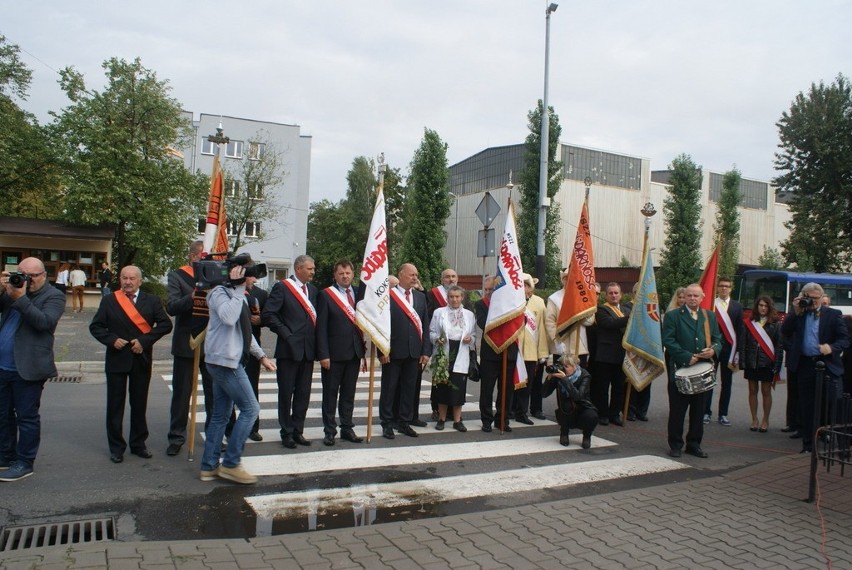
[542,354,597,449]
[200,256,275,484]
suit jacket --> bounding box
[89,291,173,373]
[781,306,849,378]
[474,298,519,362]
[594,303,632,364]
[387,287,431,359]
[263,277,319,361]
[717,298,744,356]
[316,286,365,361]
[662,305,723,374]
[0,283,66,381]
[166,267,197,358]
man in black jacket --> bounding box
[593,283,632,426]
[476,276,518,433]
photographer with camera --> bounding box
[781,282,849,454]
[542,354,597,449]
[201,260,275,484]
[0,257,65,481]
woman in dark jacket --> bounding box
[739,295,783,432]
[543,354,598,449]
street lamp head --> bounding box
[547,3,558,14]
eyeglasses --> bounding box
[23,272,46,278]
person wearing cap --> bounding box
[513,273,549,425]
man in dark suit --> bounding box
[476,275,518,433]
[781,282,849,454]
[165,240,213,456]
[593,282,632,426]
[0,257,66,482]
[704,277,744,426]
[663,283,722,459]
[379,263,431,439]
[263,254,319,448]
[90,265,172,463]
[316,259,366,446]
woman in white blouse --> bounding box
[429,286,476,431]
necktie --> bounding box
[405,289,411,304]
[346,288,355,308]
[691,310,698,321]
[301,284,307,296]
[125,291,135,303]
[721,298,728,311]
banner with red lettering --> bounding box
[556,193,597,337]
[484,200,526,352]
[202,155,230,259]
[355,188,391,355]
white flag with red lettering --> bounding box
[355,188,391,355]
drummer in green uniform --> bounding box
[662,283,722,459]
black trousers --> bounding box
[706,345,734,417]
[106,358,151,455]
[785,367,800,430]
[380,358,419,427]
[276,358,314,438]
[479,356,516,429]
[667,379,707,451]
[629,384,651,418]
[321,358,360,435]
[592,361,626,419]
[797,358,842,451]
[168,354,213,446]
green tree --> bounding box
[0,36,64,217]
[713,167,742,278]
[757,245,785,270]
[517,100,563,288]
[224,133,286,252]
[306,199,350,287]
[399,128,451,285]
[54,57,208,276]
[776,74,852,272]
[382,165,407,265]
[657,154,704,304]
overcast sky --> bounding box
[4,1,849,203]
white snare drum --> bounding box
[674,361,716,395]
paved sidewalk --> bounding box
[1,455,849,569]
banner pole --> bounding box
[499,350,508,434]
[366,344,376,443]
[186,344,202,461]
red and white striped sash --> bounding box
[282,278,317,325]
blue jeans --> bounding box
[0,369,46,468]
[201,363,260,471]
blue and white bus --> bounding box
[738,270,852,318]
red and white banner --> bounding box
[484,200,526,353]
[202,155,229,258]
[355,188,391,355]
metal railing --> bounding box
[808,362,852,502]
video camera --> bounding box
[193,252,267,289]
[7,272,31,289]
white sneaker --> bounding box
[218,464,257,484]
[702,414,711,425]
[719,416,731,427]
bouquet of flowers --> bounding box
[430,333,450,385]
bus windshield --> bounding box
[739,270,852,317]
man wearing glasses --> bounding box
[781,282,849,454]
[0,258,66,481]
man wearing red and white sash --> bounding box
[316,259,366,446]
[704,277,743,427]
[263,255,319,449]
[90,266,172,464]
[379,263,431,439]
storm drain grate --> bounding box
[0,517,115,552]
[47,375,82,383]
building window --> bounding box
[248,184,263,201]
[226,140,243,159]
[248,142,266,160]
[245,222,260,237]
[225,178,240,198]
[197,218,206,233]
[201,138,215,155]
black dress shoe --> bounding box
[598,417,610,426]
[410,418,428,428]
[110,453,124,464]
[685,447,709,458]
[668,449,682,458]
[499,424,513,433]
[249,432,263,442]
[781,425,797,433]
[382,427,395,439]
[610,416,624,427]
[627,414,637,422]
[131,448,152,459]
[516,415,534,425]
[481,424,492,433]
[581,435,591,449]
[166,443,182,456]
[282,436,297,449]
[559,434,570,446]
[637,415,649,422]
[531,411,546,420]
[293,433,311,446]
[789,432,803,439]
[323,434,335,447]
[340,430,363,443]
[397,424,419,437]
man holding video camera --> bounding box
[781,282,849,454]
[0,257,65,482]
[201,258,275,484]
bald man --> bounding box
[0,257,66,482]
[90,266,172,464]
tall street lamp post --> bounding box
[536,2,558,284]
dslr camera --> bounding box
[7,272,30,288]
[545,361,566,375]
[193,252,267,289]
[797,296,815,310]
